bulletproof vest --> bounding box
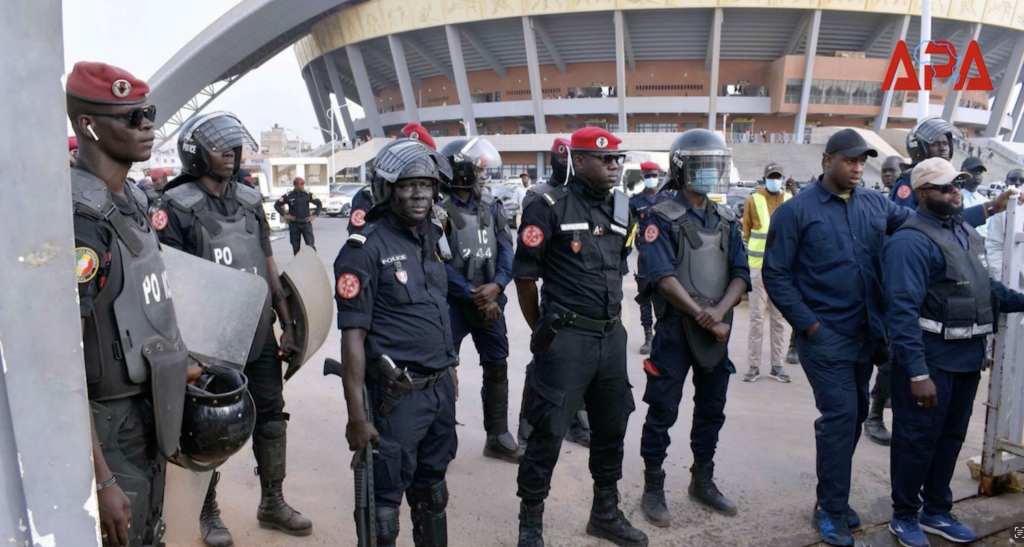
[72,169,187,403]
[899,215,994,340]
[164,182,274,361]
[650,199,732,318]
[444,197,497,287]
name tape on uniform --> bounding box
[560,223,589,231]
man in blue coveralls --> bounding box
[762,129,1014,546]
[884,158,1024,547]
[629,160,673,355]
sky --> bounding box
[61,0,353,148]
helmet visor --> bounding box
[190,113,258,154]
[374,139,453,184]
[456,137,503,171]
[677,150,731,194]
[914,117,960,144]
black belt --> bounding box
[367,360,449,391]
[548,302,620,334]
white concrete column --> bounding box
[707,8,723,131]
[874,15,911,131]
[388,35,420,122]
[614,11,628,132]
[346,44,385,138]
[985,34,1024,138]
[445,25,477,136]
[794,10,822,140]
[522,17,548,133]
[323,53,357,140]
[941,24,982,123]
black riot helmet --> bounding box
[177,111,257,179]
[175,365,256,472]
[668,129,732,195]
[438,137,502,193]
[906,116,959,164]
[368,138,452,219]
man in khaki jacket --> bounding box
[742,163,793,382]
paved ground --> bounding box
[166,217,1021,547]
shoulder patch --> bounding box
[150,208,169,231]
[521,225,545,248]
[75,247,100,283]
[336,273,361,300]
[350,208,367,227]
[896,184,912,200]
[644,224,660,243]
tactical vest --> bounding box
[443,197,497,287]
[747,191,791,269]
[650,199,734,319]
[899,216,994,340]
[73,169,188,457]
[164,182,274,361]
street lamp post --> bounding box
[316,123,339,185]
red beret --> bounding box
[293,177,305,184]
[551,138,570,156]
[401,122,436,150]
[640,161,660,172]
[68,136,78,151]
[569,127,621,152]
[149,169,165,179]
[66,62,149,105]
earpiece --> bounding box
[87,125,100,142]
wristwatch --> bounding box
[280,318,298,328]
[985,202,996,217]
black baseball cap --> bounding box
[825,129,879,158]
[960,156,987,173]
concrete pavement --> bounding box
[166,216,1019,547]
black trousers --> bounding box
[517,323,633,503]
[245,334,286,426]
[91,396,165,547]
[289,222,315,255]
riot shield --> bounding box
[162,246,268,369]
[281,247,333,380]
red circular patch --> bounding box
[521,225,544,248]
[150,209,168,231]
[351,209,366,227]
[644,224,659,243]
[336,273,361,300]
[897,185,912,200]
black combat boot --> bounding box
[482,362,525,463]
[641,468,670,527]
[566,410,591,448]
[688,461,737,516]
[639,326,653,355]
[586,485,649,546]
[517,502,545,547]
[200,472,233,547]
[865,372,891,446]
[253,421,313,536]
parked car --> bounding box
[727,186,754,219]
[488,183,522,227]
[325,182,365,217]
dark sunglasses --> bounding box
[920,178,964,194]
[584,153,626,166]
[86,105,157,128]
[1007,177,1024,183]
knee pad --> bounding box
[409,480,449,512]
[257,419,287,440]
[376,505,400,545]
[408,481,448,547]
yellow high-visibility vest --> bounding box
[748,191,791,269]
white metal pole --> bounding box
[919,0,932,121]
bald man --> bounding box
[881,156,904,193]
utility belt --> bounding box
[530,302,620,354]
[366,355,450,418]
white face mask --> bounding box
[643,176,659,189]
[690,168,720,194]
[765,177,783,193]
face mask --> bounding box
[690,168,720,194]
[643,176,659,189]
[765,178,783,193]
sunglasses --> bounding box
[583,153,626,166]
[1007,177,1024,183]
[920,178,964,194]
[86,105,157,128]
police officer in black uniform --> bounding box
[438,137,522,462]
[67,61,192,547]
[514,127,646,547]
[334,139,458,547]
[629,161,673,355]
[638,130,750,526]
[517,136,592,450]
[157,112,312,545]
[275,176,322,255]
[890,116,959,209]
